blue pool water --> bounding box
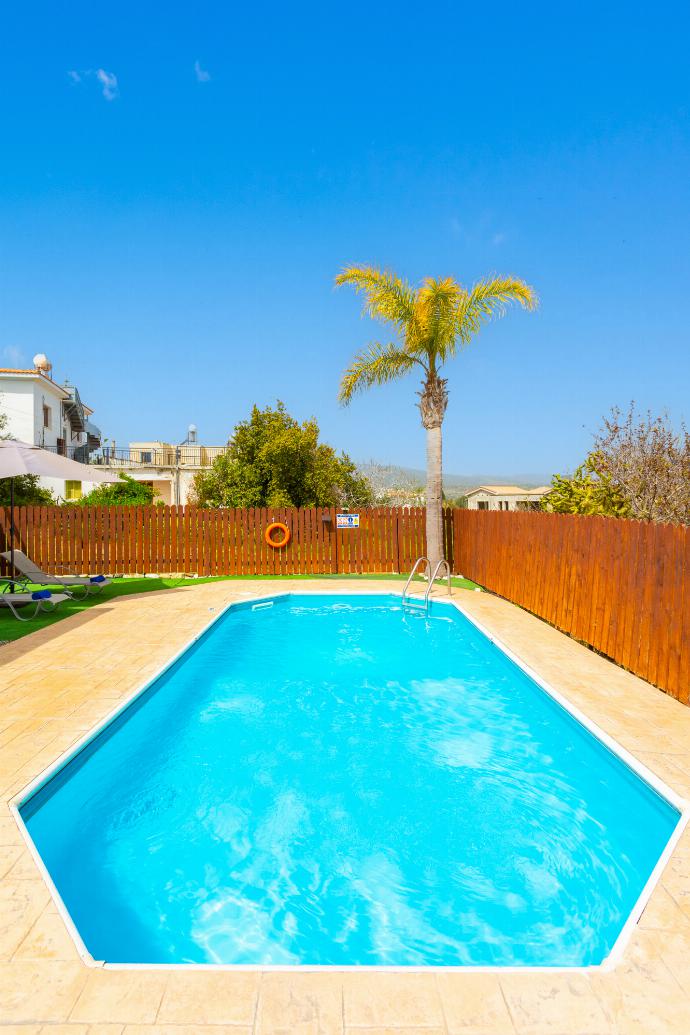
[22,593,679,966]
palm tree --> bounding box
[336,266,537,571]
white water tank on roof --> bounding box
[33,353,51,372]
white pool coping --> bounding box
[10,587,689,975]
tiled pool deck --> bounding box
[1,579,690,1035]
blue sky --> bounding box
[1,2,689,478]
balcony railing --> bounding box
[45,443,90,464]
[43,445,231,467]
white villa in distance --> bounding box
[0,354,230,503]
[464,484,551,511]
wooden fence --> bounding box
[0,505,687,704]
[453,510,690,705]
[0,505,440,578]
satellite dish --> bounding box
[33,353,51,372]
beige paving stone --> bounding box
[639,882,690,930]
[0,771,40,801]
[257,971,343,1034]
[634,753,690,797]
[0,842,23,877]
[592,955,690,1035]
[67,702,125,726]
[667,753,690,779]
[0,961,88,1023]
[82,1027,125,1035]
[122,1027,252,1035]
[0,879,51,959]
[156,971,260,1025]
[69,972,167,1025]
[625,926,690,995]
[436,972,515,1033]
[0,723,53,755]
[13,906,81,961]
[6,849,42,880]
[0,1026,42,1034]
[37,1025,89,1034]
[343,974,443,1028]
[344,1029,446,1035]
[499,973,611,1035]
[660,855,690,919]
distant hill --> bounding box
[358,461,552,494]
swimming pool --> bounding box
[18,593,682,967]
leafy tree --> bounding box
[542,405,690,524]
[0,475,54,506]
[336,266,536,568]
[540,455,631,517]
[71,474,157,506]
[191,402,373,508]
[0,408,55,505]
[593,405,690,524]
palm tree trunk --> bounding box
[419,374,448,572]
[425,422,444,569]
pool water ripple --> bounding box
[21,594,680,966]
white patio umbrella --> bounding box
[0,439,115,577]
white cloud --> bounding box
[2,346,26,367]
[95,69,118,101]
[194,60,210,83]
[491,231,507,246]
[67,68,118,100]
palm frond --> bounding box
[457,276,538,342]
[414,277,463,363]
[335,265,416,330]
[335,266,537,395]
[338,342,422,405]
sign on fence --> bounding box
[336,513,360,528]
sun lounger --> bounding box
[0,582,70,621]
[1,550,112,598]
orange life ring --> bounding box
[265,522,291,549]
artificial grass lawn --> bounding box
[0,572,481,643]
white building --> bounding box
[94,427,230,505]
[464,484,551,511]
[0,355,102,500]
[0,357,230,504]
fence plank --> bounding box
[676,524,690,705]
[452,510,689,703]
[664,525,684,701]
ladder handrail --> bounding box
[425,558,452,607]
[402,556,430,605]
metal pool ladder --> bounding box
[402,557,452,614]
